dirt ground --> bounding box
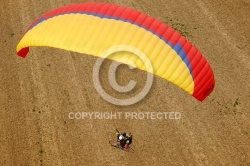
[0,0,250,165]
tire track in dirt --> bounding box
[194,0,250,70]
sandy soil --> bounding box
[0,0,250,165]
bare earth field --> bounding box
[0,0,250,165]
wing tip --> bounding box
[17,47,29,58]
[193,82,215,101]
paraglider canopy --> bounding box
[16,2,215,101]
